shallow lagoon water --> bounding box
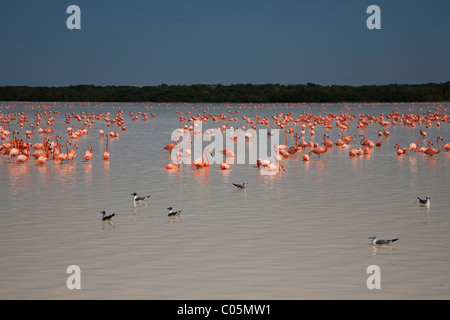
[1,102,449,299]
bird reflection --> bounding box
[191,169,210,179]
[104,159,110,178]
[101,210,115,230]
[102,220,115,230]
[132,203,148,213]
[6,163,30,191]
[35,163,50,184]
[371,245,395,256]
[419,204,430,217]
[83,161,93,173]
[133,201,148,209]
[219,168,231,176]
[168,216,181,223]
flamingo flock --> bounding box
[0,105,132,165]
[1,103,448,177]
[159,103,448,172]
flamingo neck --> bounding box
[175,140,180,167]
[205,150,210,165]
[55,136,61,152]
[436,137,441,153]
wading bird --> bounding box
[101,210,115,221]
[103,136,110,160]
[232,182,248,189]
[417,196,430,206]
[309,134,329,158]
[424,136,443,157]
[83,145,93,161]
[131,193,151,206]
[368,236,399,246]
[167,207,182,217]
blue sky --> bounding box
[1,0,449,86]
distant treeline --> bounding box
[1,82,449,103]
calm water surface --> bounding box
[1,102,449,299]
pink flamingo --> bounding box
[219,163,231,170]
[394,143,404,155]
[417,141,433,153]
[103,136,110,160]
[344,135,355,144]
[309,134,329,158]
[192,148,211,169]
[8,131,20,161]
[219,149,235,157]
[424,136,443,157]
[278,130,289,150]
[202,148,212,168]
[162,139,177,152]
[359,134,372,146]
[35,144,50,165]
[409,141,418,152]
[56,140,70,162]
[335,132,344,146]
[52,135,62,159]
[24,124,34,136]
[164,141,182,169]
[15,152,30,163]
[420,128,427,138]
[83,145,93,161]
[15,135,31,163]
[68,143,78,161]
[443,143,450,151]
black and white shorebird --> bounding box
[232,181,248,189]
[167,207,182,217]
[417,196,430,206]
[100,210,115,221]
[131,192,151,205]
[368,236,399,246]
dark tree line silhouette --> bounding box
[1,82,449,102]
